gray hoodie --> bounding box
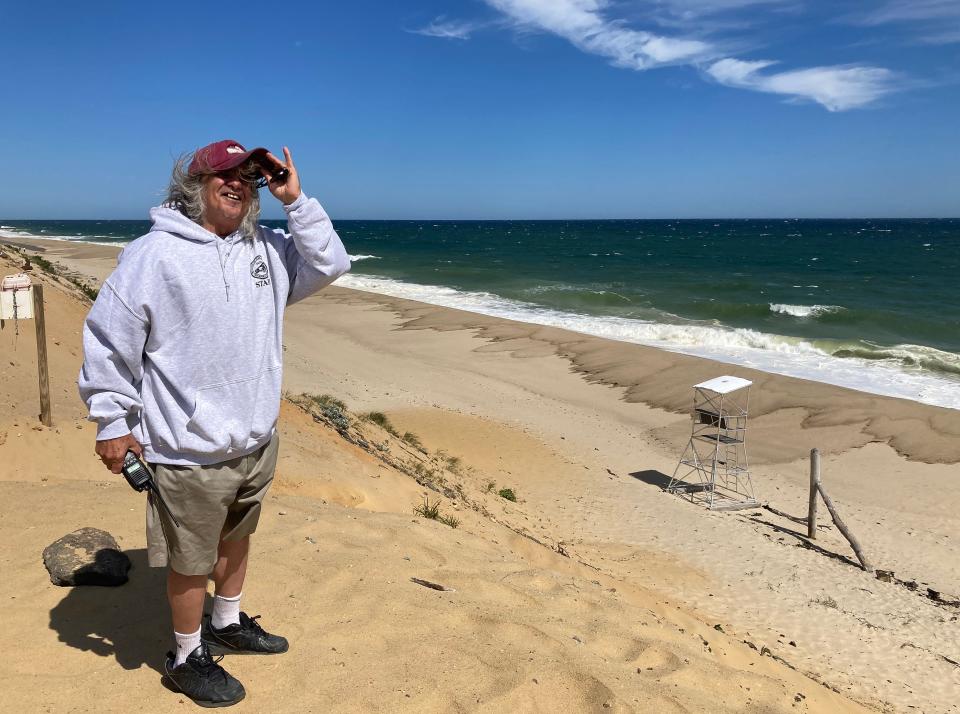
[78,193,350,465]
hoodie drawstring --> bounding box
[216,239,233,302]
[148,207,246,303]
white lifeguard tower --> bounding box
[668,376,758,510]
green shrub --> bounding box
[31,255,56,274]
[498,488,517,502]
[365,411,399,437]
[67,276,98,301]
[309,393,347,411]
[305,393,350,431]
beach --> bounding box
[1,236,958,713]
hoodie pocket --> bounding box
[179,366,282,454]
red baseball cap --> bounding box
[188,139,269,176]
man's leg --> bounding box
[210,535,249,629]
[165,564,246,705]
[202,436,287,654]
[167,569,208,665]
[213,535,250,597]
[152,462,247,707]
[203,532,287,654]
[168,570,208,631]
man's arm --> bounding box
[260,147,351,304]
[280,194,351,304]
[78,281,149,472]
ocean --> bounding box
[2,218,958,410]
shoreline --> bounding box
[336,273,960,412]
[5,235,959,465]
[319,284,960,465]
[5,228,960,413]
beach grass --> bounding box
[5,245,99,302]
[414,496,459,528]
[365,411,399,437]
[402,431,427,454]
[304,393,351,431]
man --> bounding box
[78,139,350,707]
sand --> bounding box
[1,236,958,713]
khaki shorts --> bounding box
[146,434,279,575]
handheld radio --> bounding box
[121,451,182,528]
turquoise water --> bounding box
[3,217,958,408]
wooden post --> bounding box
[33,284,52,426]
[817,482,873,573]
[808,448,820,539]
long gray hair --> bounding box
[164,155,261,239]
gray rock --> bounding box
[42,527,131,587]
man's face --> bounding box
[201,166,253,236]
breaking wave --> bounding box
[832,344,960,377]
[770,303,844,318]
[338,273,960,410]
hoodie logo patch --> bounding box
[250,255,270,287]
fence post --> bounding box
[818,481,873,573]
[33,284,52,426]
[808,448,820,539]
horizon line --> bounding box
[3,215,959,223]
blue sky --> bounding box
[0,0,957,219]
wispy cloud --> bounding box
[706,59,898,111]
[473,0,902,110]
[917,29,960,45]
[410,16,484,40]
[644,0,797,21]
[854,0,960,26]
[486,0,714,68]
[659,0,792,9]
[844,0,960,45]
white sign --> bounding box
[1,273,34,320]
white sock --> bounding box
[173,627,202,667]
[211,592,242,630]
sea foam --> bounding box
[769,304,843,318]
[339,274,960,411]
[0,227,117,245]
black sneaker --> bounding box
[164,643,245,708]
[203,611,289,655]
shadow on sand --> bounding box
[629,469,675,489]
[48,548,170,674]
